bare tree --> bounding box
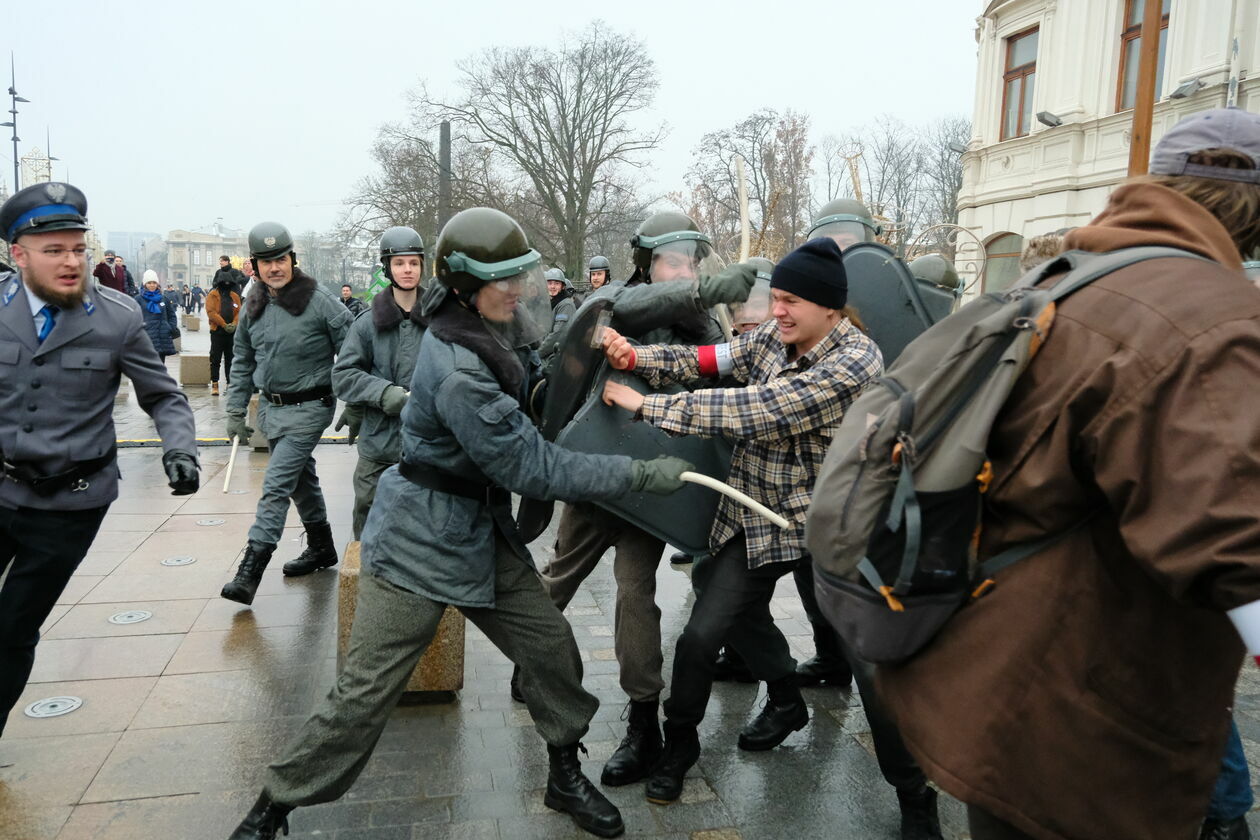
[918,116,972,258]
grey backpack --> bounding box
[804,246,1209,664]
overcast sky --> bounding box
[3,0,981,239]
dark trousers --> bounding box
[210,328,234,383]
[0,504,108,737]
[663,535,797,728]
[968,805,1037,839]
[796,556,927,793]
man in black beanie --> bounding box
[598,237,939,824]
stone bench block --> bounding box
[179,354,211,386]
[182,314,201,332]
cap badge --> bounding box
[45,183,66,203]
[264,236,276,248]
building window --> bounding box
[1001,27,1039,141]
[193,250,200,266]
[1117,0,1171,110]
[984,233,1026,292]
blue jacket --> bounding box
[135,290,180,356]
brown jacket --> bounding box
[878,183,1260,840]
[205,288,241,331]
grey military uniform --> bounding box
[0,273,196,510]
[227,274,351,546]
[538,291,578,371]
[540,277,724,702]
[263,299,637,807]
[330,291,426,538]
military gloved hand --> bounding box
[335,404,364,444]
[226,413,253,442]
[629,456,694,495]
[380,385,409,417]
[698,262,758,308]
[162,450,200,496]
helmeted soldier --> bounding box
[807,198,882,251]
[0,182,198,738]
[539,266,579,372]
[908,253,962,294]
[587,254,612,290]
[219,222,353,605]
[534,210,757,788]
[331,225,428,539]
[227,207,691,840]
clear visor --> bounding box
[811,220,876,251]
[472,263,551,349]
[648,239,722,287]
[729,277,772,333]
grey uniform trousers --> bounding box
[539,502,666,703]
[248,429,329,546]
[265,538,598,807]
[351,456,393,541]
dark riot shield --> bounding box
[516,297,615,543]
[842,242,953,366]
[555,369,733,557]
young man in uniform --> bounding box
[587,255,611,290]
[0,183,198,739]
[219,222,352,605]
[227,208,691,840]
[602,238,944,838]
[539,266,578,373]
[535,211,756,788]
[332,226,427,540]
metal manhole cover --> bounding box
[196,518,225,526]
[25,696,82,718]
[161,555,196,567]
[108,610,152,625]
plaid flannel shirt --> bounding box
[634,318,883,568]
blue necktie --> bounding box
[36,305,59,343]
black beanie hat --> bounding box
[769,237,847,309]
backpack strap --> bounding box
[971,515,1096,598]
[1043,246,1215,304]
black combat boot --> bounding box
[282,521,338,577]
[544,742,624,838]
[510,665,525,703]
[644,722,700,805]
[795,622,853,687]
[1201,816,1252,840]
[220,543,276,605]
[712,646,755,683]
[897,785,943,840]
[228,791,293,839]
[737,676,809,751]
[601,699,662,786]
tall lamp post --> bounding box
[2,54,29,192]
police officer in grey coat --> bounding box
[219,223,352,605]
[331,226,427,539]
[228,208,692,840]
[0,182,198,738]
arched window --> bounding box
[985,233,1025,292]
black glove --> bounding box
[163,450,200,496]
[335,404,364,444]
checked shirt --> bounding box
[633,317,882,568]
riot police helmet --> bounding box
[807,199,882,250]
[630,211,720,284]
[379,226,425,281]
[909,254,962,293]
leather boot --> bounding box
[282,521,338,577]
[738,677,809,751]
[897,785,943,840]
[543,742,624,838]
[212,381,220,396]
[601,699,662,786]
[220,543,276,605]
[713,646,755,683]
[510,665,525,703]
[228,791,292,839]
[795,621,853,687]
[644,722,700,805]
[668,551,694,565]
[1201,816,1252,840]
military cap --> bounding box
[248,221,295,260]
[0,182,90,244]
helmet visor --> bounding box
[647,238,721,287]
[730,277,772,333]
[810,219,876,251]
[472,263,551,349]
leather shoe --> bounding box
[644,724,700,805]
[544,742,624,837]
[738,680,809,751]
[795,654,853,688]
[228,791,293,839]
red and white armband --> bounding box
[697,343,735,378]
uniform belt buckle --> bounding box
[268,393,285,406]
[70,478,90,493]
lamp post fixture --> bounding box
[3,53,29,192]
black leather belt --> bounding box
[261,385,334,406]
[398,459,509,506]
[1,445,117,496]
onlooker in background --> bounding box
[137,269,180,361]
[206,268,242,396]
[180,284,193,314]
[238,257,256,297]
[191,283,205,314]
[213,255,246,297]
[340,283,365,317]
[116,256,137,296]
[92,249,126,293]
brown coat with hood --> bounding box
[877,182,1260,840]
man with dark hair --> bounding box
[873,108,1260,840]
[340,283,365,317]
[92,249,126,293]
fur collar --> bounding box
[427,293,523,398]
[371,287,428,332]
[244,269,318,320]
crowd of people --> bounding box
[0,107,1258,840]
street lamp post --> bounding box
[2,53,29,192]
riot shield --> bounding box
[556,369,733,556]
[842,242,950,366]
[516,297,615,543]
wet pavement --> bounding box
[3,326,1260,839]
